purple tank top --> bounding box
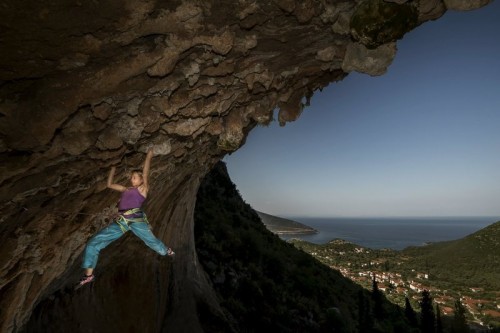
[118,187,146,211]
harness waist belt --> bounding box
[115,208,149,233]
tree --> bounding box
[371,274,384,319]
[384,260,391,271]
[436,304,443,333]
[452,300,469,333]
[405,296,418,327]
[420,290,435,333]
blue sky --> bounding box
[224,3,500,218]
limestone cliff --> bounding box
[0,0,491,332]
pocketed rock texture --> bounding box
[0,0,490,332]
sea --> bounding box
[279,216,499,250]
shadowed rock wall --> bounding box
[0,0,490,332]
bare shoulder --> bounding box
[138,184,148,198]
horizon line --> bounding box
[263,213,500,220]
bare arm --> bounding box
[107,166,127,192]
[142,148,154,190]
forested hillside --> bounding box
[194,162,416,333]
[401,221,500,290]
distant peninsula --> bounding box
[257,211,317,235]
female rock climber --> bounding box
[77,148,174,289]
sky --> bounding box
[224,2,500,218]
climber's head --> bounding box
[130,171,143,187]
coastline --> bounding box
[257,211,318,236]
[279,216,497,250]
[269,228,318,235]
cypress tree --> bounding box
[436,304,443,333]
[405,296,418,327]
[420,290,435,333]
[371,274,384,319]
[452,300,469,333]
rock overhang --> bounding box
[0,0,492,332]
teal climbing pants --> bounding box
[82,211,168,269]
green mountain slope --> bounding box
[194,162,416,333]
[256,211,317,234]
[401,221,500,289]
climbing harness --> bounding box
[114,208,150,233]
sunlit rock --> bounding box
[444,0,491,11]
[342,42,397,76]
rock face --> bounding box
[0,0,491,332]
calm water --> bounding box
[280,217,499,250]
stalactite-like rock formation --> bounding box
[0,0,490,332]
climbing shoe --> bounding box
[75,274,95,290]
